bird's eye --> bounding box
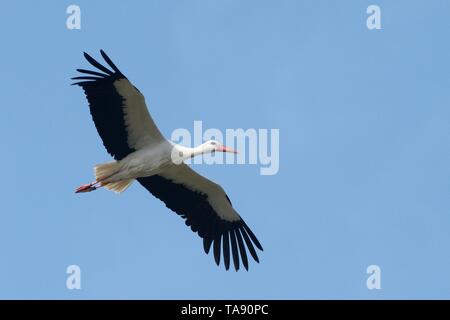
[211,142,217,146]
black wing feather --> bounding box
[213,237,221,266]
[222,232,231,271]
[240,227,259,263]
[76,68,109,77]
[203,237,213,254]
[100,49,122,74]
[235,229,249,271]
[83,52,115,76]
[71,76,104,81]
[242,222,263,251]
[229,229,240,271]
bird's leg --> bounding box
[75,181,103,193]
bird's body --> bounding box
[101,141,173,182]
[73,50,263,271]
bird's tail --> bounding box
[103,179,134,193]
[94,161,121,181]
[94,161,134,193]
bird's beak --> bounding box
[217,145,238,154]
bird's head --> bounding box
[203,140,238,154]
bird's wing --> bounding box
[137,164,263,271]
[72,50,165,160]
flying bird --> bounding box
[72,50,263,271]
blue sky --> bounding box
[0,1,449,299]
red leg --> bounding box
[75,181,101,193]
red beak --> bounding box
[217,145,238,154]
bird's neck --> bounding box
[174,144,206,160]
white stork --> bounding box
[72,50,263,271]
